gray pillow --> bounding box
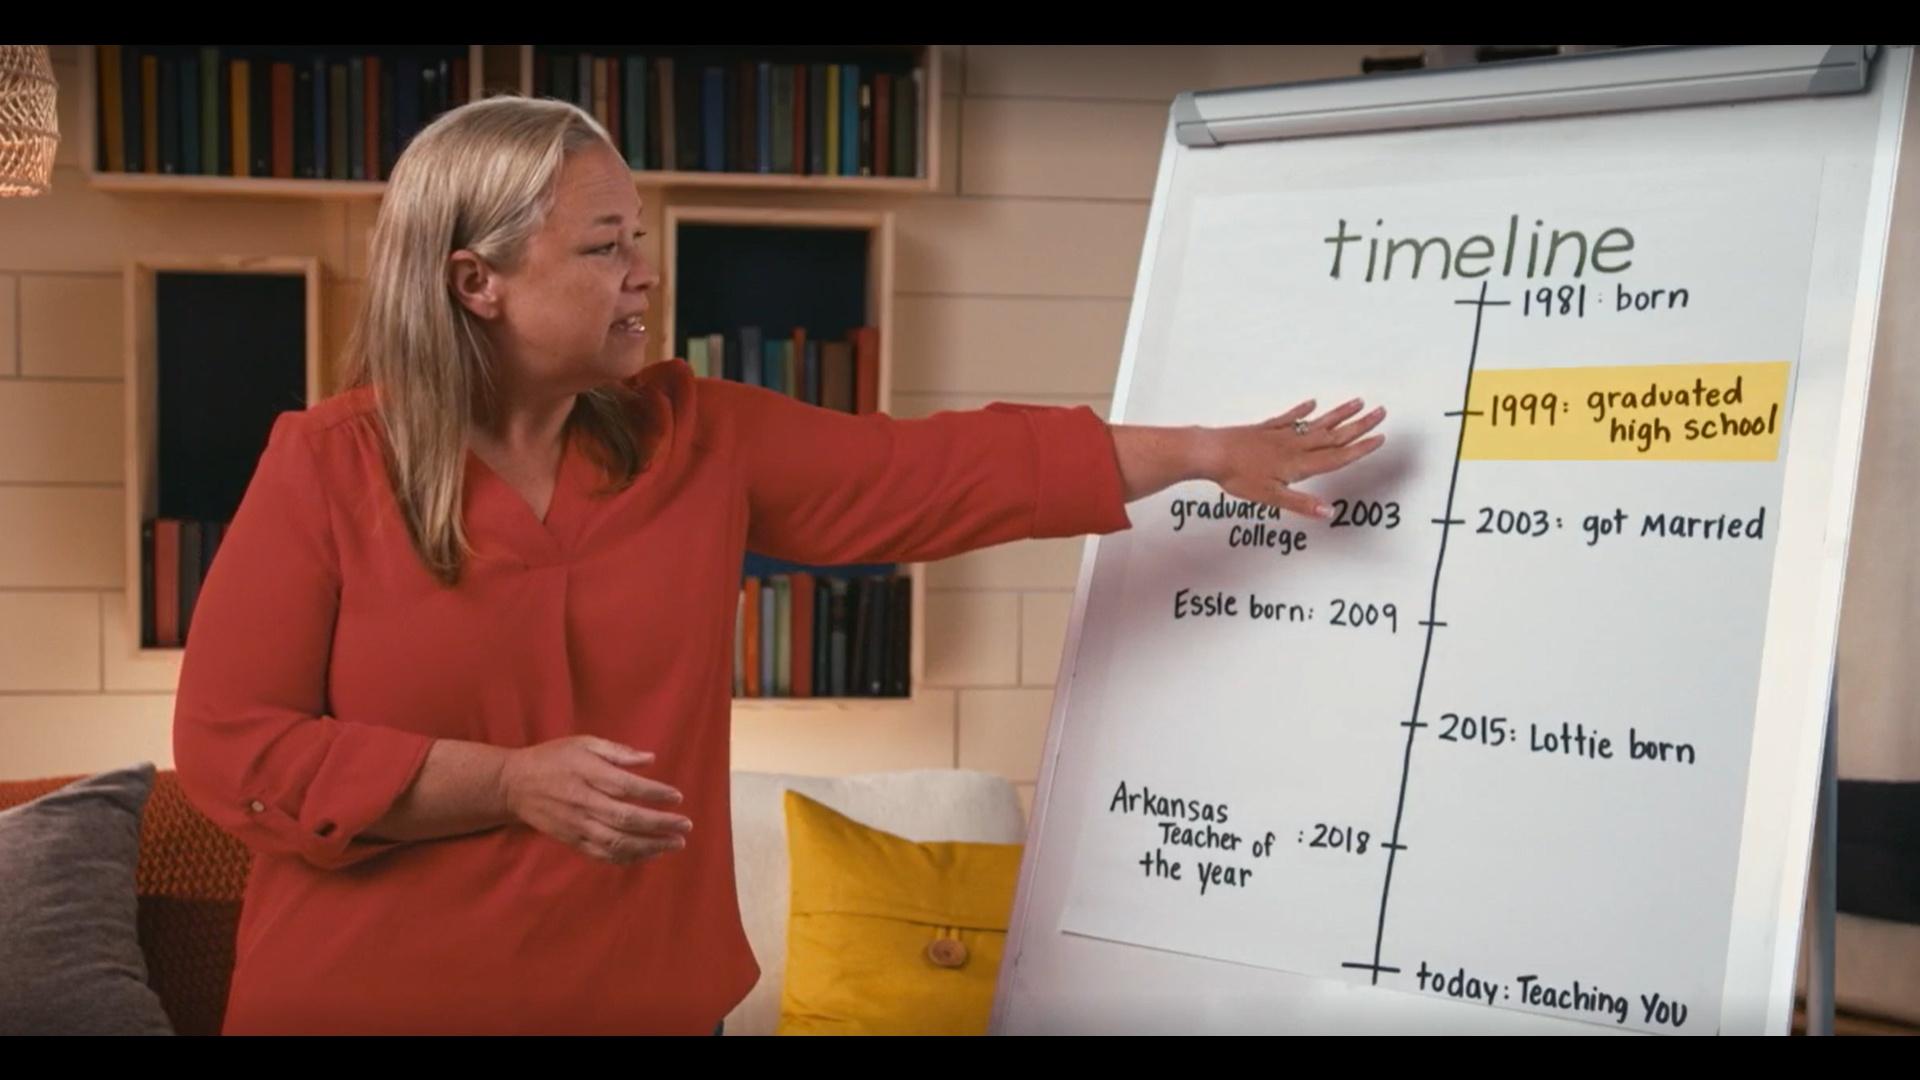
[0,762,174,1035]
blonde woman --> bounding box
[171,95,1387,1035]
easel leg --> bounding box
[1805,674,1838,1036]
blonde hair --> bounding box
[340,96,646,586]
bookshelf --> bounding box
[79,44,482,199]
[523,45,941,194]
[77,44,943,199]
[122,256,321,657]
[663,205,924,710]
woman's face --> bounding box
[455,140,658,395]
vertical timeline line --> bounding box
[1347,280,1506,985]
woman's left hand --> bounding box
[1204,398,1386,519]
[1112,398,1387,518]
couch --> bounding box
[21,763,1909,1036]
[0,765,1028,1036]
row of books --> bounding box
[141,518,227,649]
[95,45,469,180]
[135,522,917,695]
[736,568,910,698]
[685,326,879,413]
[534,50,923,179]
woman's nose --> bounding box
[628,250,660,291]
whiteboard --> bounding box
[994,45,1913,1036]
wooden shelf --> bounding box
[732,697,917,715]
[665,204,923,705]
[83,163,937,202]
[89,172,388,200]
[122,255,322,657]
[633,170,933,195]
[78,44,944,199]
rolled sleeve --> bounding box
[234,720,436,870]
[987,402,1133,540]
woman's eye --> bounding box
[588,231,643,255]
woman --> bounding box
[171,95,1386,1035]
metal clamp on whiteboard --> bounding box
[1172,45,1878,148]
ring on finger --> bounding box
[1293,419,1311,435]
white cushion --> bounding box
[723,769,1028,1036]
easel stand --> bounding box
[1804,674,1838,1035]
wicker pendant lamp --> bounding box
[0,45,58,196]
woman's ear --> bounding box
[448,250,500,320]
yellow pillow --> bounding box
[777,790,1022,1036]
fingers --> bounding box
[1265,399,1317,427]
[1267,485,1331,519]
[583,756,683,806]
[1305,398,1367,435]
[583,737,654,768]
[1324,405,1386,448]
[1306,434,1387,475]
[585,790,694,840]
[576,819,685,865]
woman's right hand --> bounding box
[498,736,690,866]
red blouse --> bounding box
[170,359,1132,1034]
